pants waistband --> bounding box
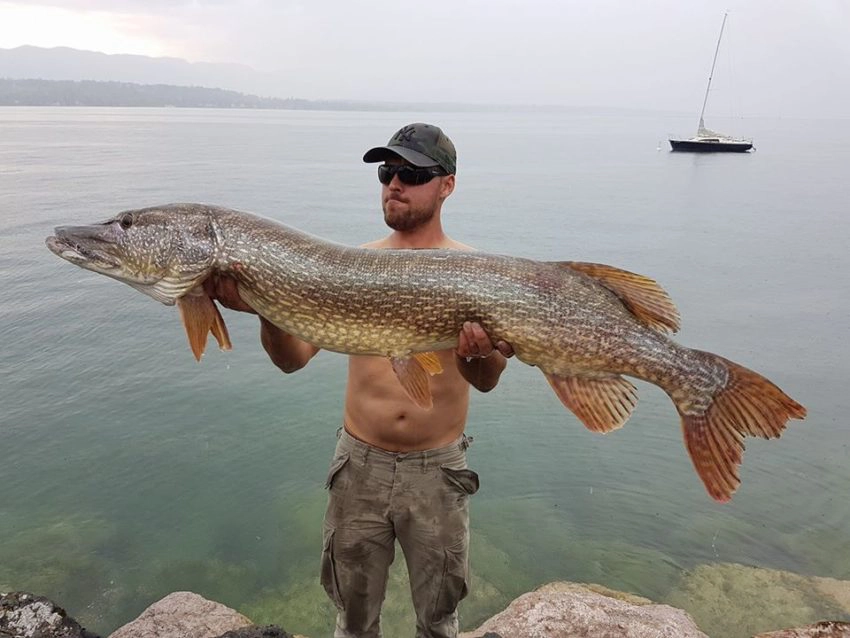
[336,427,471,468]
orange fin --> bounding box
[413,352,443,375]
[177,290,233,361]
[555,261,681,334]
[543,372,638,433]
[209,301,232,352]
[390,357,433,410]
[678,354,807,503]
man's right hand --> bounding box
[205,273,319,373]
[204,274,255,314]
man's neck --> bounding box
[385,223,450,249]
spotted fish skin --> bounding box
[46,203,806,502]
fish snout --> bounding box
[46,224,121,269]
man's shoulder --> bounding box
[360,233,476,251]
[446,239,476,251]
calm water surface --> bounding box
[0,108,848,637]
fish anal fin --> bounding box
[544,372,638,433]
[556,261,681,334]
[176,289,232,361]
[677,353,807,502]
[390,357,433,410]
[413,352,443,375]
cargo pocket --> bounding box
[431,538,469,623]
[440,465,480,496]
[320,526,345,611]
[325,452,350,490]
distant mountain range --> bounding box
[0,45,657,114]
[0,78,369,109]
[0,45,276,97]
[0,46,441,109]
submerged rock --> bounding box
[108,591,252,638]
[0,591,100,638]
[665,563,850,638]
[458,581,709,638]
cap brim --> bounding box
[362,146,439,167]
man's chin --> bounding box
[385,210,434,232]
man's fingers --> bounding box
[457,328,470,352]
[496,340,515,358]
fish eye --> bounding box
[119,214,133,230]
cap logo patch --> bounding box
[393,125,417,143]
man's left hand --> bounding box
[456,321,514,359]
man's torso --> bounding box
[341,234,474,453]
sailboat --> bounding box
[669,13,753,153]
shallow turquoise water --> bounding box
[0,107,848,636]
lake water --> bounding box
[1,107,848,637]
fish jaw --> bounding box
[45,205,218,306]
[46,225,125,274]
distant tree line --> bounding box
[0,77,626,114]
[0,78,349,109]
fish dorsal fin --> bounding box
[390,356,434,410]
[557,261,681,333]
[177,288,233,361]
[414,352,443,375]
[543,372,638,433]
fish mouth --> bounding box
[45,234,121,271]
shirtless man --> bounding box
[207,123,513,638]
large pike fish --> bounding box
[46,203,806,501]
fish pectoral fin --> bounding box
[543,372,638,433]
[555,261,681,334]
[390,356,434,410]
[413,352,443,375]
[177,289,232,361]
[209,300,232,351]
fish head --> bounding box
[46,204,219,305]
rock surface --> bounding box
[214,626,295,638]
[753,621,850,637]
[5,583,849,638]
[108,591,252,638]
[458,581,709,638]
[0,591,100,638]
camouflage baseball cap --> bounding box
[363,123,456,175]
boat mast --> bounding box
[698,11,728,133]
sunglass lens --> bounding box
[378,165,393,185]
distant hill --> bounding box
[0,45,657,115]
[0,78,369,109]
[0,45,275,97]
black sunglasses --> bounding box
[378,164,447,186]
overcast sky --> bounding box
[1,0,848,117]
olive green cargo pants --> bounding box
[321,428,479,638]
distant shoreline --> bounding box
[0,78,672,115]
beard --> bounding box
[383,199,436,231]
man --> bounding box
[207,123,513,637]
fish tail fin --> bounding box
[675,353,806,502]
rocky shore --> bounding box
[3,576,850,638]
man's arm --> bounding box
[204,275,319,373]
[455,321,513,392]
[258,316,319,372]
